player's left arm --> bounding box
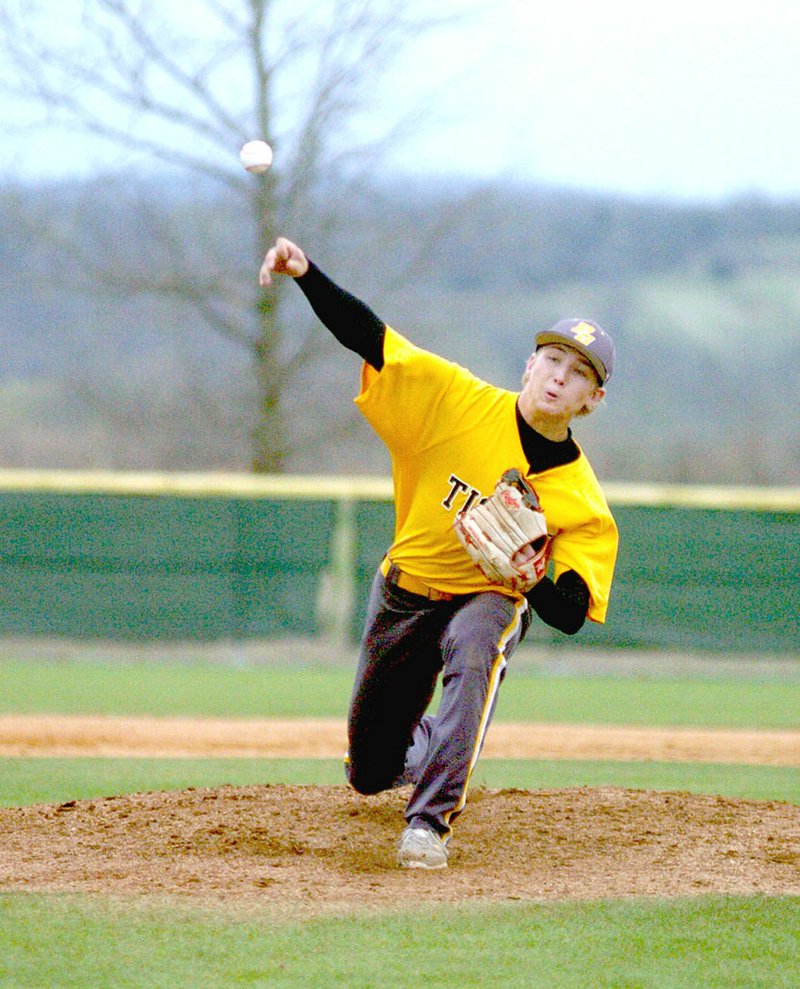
[525,570,590,635]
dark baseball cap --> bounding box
[535,318,615,384]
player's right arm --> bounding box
[259,237,385,370]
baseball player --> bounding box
[260,237,618,870]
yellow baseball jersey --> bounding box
[355,328,618,622]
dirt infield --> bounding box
[2,715,800,911]
[3,714,800,765]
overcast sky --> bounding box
[3,0,799,203]
[390,0,800,201]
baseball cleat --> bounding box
[397,826,448,869]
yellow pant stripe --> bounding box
[442,597,527,838]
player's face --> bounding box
[521,345,604,423]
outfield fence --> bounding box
[0,470,797,654]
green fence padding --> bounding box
[0,567,235,639]
[0,485,796,652]
[349,500,396,641]
[525,506,799,653]
[0,493,336,640]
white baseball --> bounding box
[239,140,273,174]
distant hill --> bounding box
[0,176,798,483]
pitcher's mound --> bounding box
[1,785,799,912]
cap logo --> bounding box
[571,322,597,346]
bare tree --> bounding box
[0,0,454,471]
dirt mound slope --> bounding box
[2,784,799,912]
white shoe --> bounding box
[397,826,448,870]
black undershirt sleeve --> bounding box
[295,260,386,370]
[525,570,591,635]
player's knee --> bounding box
[348,777,384,796]
[346,753,404,795]
[347,772,389,796]
[346,762,391,796]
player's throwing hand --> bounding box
[259,237,309,286]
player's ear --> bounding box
[521,352,536,387]
[583,387,605,415]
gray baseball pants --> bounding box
[345,563,530,840]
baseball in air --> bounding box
[239,140,273,174]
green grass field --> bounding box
[1,893,798,988]
[3,757,800,808]
[2,655,799,987]
[3,658,800,727]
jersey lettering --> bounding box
[442,474,481,513]
[461,488,483,513]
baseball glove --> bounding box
[453,468,550,592]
